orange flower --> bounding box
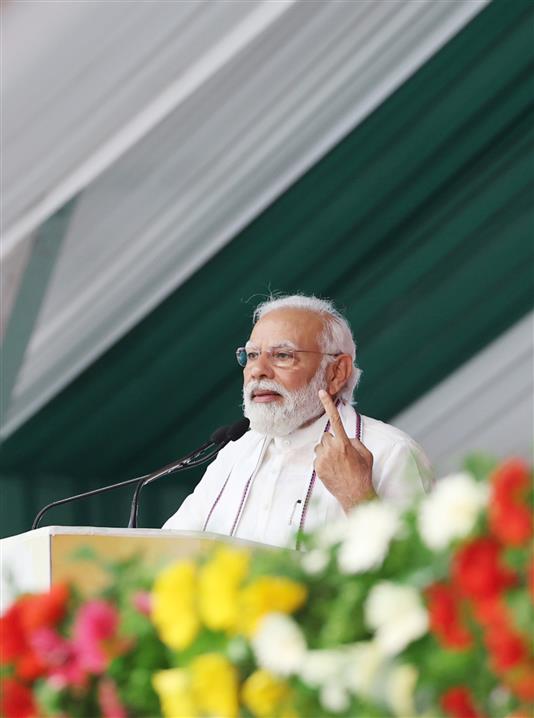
[470,595,509,630]
[504,662,534,702]
[18,583,69,633]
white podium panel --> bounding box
[0,526,263,611]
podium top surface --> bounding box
[0,525,276,550]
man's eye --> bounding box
[273,351,293,362]
[247,351,259,361]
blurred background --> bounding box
[1,0,532,538]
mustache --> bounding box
[243,379,291,401]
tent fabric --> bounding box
[1,0,532,537]
[2,0,488,437]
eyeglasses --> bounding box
[235,346,341,369]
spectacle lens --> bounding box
[236,347,297,368]
[236,348,248,367]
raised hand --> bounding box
[313,390,375,513]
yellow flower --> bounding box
[151,561,199,650]
[242,669,291,718]
[190,653,239,718]
[199,547,250,632]
[237,576,307,636]
[153,668,197,718]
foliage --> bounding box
[0,458,532,718]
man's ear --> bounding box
[327,355,353,396]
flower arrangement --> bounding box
[1,457,532,718]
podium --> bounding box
[0,526,266,612]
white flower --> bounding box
[364,582,428,656]
[387,663,418,716]
[300,642,388,708]
[343,641,385,698]
[320,682,350,714]
[301,548,329,575]
[251,613,307,676]
[300,649,346,687]
[316,518,347,549]
[338,502,400,574]
[418,472,488,550]
[300,650,351,714]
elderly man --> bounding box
[164,294,433,548]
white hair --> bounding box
[252,294,362,402]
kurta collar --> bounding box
[271,411,328,452]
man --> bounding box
[164,294,433,548]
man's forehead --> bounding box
[248,308,324,346]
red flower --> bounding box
[0,586,69,682]
[15,650,47,683]
[452,537,516,601]
[489,460,532,546]
[491,459,530,498]
[0,603,28,663]
[426,583,472,649]
[441,686,485,718]
[0,602,47,681]
[0,678,37,718]
[485,624,527,672]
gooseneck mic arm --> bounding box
[32,418,250,531]
[127,417,250,528]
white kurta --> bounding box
[163,402,434,548]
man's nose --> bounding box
[248,352,275,380]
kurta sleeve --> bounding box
[373,439,434,505]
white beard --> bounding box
[243,365,328,437]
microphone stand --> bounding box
[32,418,249,531]
[127,440,228,528]
[32,439,223,531]
[128,417,249,528]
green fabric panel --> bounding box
[1,0,533,538]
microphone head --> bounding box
[209,418,250,444]
[210,424,230,444]
[226,417,250,441]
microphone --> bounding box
[127,417,250,528]
[32,418,250,531]
[225,417,250,441]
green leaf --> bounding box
[463,453,497,482]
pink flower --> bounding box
[31,627,86,687]
[73,600,119,673]
[98,677,127,718]
[132,591,152,616]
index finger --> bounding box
[319,390,348,441]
